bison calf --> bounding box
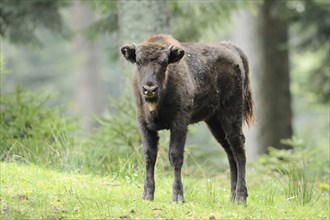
[121,34,254,203]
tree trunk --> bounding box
[70,1,105,132]
[118,0,170,91]
[257,0,293,152]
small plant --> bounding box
[254,136,328,206]
[278,161,317,205]
[256,137,303,174]
[256,136,329,178]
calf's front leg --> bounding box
[169,127,187,203]
[140,123,159,201]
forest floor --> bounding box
[1,162,329,219]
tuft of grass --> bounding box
[265,185,278,205]
[1,162,329,219]
[278,161,319,205]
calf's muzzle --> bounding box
[143,85,158,99]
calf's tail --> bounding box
[243,66,255,127]
[232,44,255,127]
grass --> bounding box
[279,161,317,206]
[1,162,329,219]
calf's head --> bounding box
[121,43,185,111]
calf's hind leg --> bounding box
[205,116,238,202]
[220,117,248,203]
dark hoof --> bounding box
[234,193,247,204]
[172,193,185,203]
[142,191,154,201]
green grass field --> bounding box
[1,162,329,219]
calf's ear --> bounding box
[167,45,185,64]
[121,44,136,63]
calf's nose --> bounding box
[143,85,158,97]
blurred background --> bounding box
[1,0,329,177]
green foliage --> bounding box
[291,45,330,104]
[0,0,70,45]
[0,85,77,167]
[88,0,255,43]
[81,94,144,175]
[86,0,118,38]
[171,0,256,41]
[288,0,330,104]
[2,33,77,106]
[288,0,329,51]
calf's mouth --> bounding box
[142,85,159,111]
[144,95,158,112]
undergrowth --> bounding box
[256,136,329,206]
[0,85,78,168]
[0,85,226,177]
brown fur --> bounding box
[121,34,255,203]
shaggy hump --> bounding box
[143,34,183,48]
